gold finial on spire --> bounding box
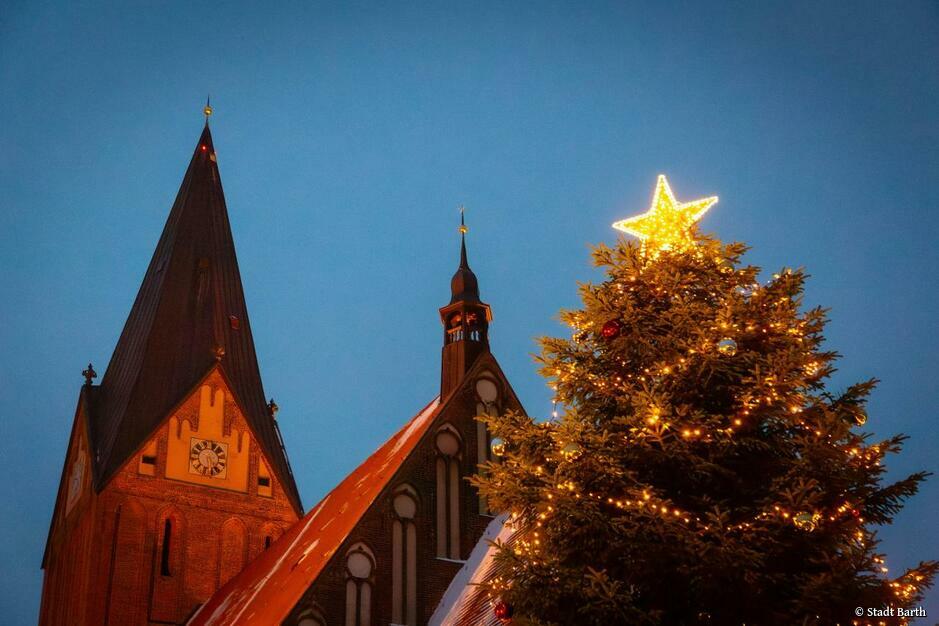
[458,205,468,234]
[203,95,213,119]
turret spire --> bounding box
[439,206,492,397]
[449,206,481,304]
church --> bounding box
[39,115,517,626]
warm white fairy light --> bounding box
[612,174,718,253]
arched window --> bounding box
[151,508,184,623]
[391,486,418,625]
[160,518,173,576]
[219,518,247,586]
[475,375,500,514]
[345,543,374,626]
[466,311,482,342]
[435,425,462,559]
[107,500,146,625]
[446,313,464,342]
[257,522,283,559]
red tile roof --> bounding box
[189,397,443,626]
[88,124,302,513]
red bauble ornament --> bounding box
[494,600,514,622]
[601,319,621,340]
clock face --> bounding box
[189,438,228,478]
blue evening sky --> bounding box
[1,1,937,622]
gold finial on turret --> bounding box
[458,205,468,235]
[204,95,213,119]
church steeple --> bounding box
[439,209,492,398]
[91,119,302,512]
[40,114,304,626]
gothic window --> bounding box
[391,486,418,626]
[475,377,500,465]
[345,543,374,626]
[160,519,173,576]
[218,518,247,586]
[151,508,184,622]
[257,522,283,559]
[475,375,500,514]
[435,425,462,559]
[107,501,146,625]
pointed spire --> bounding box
[439,205,492,397]
[459,205,469,268]
[450,206,480,304]
[90,121,302,513]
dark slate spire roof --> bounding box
[449,216,481,304]
[89,122,302,513]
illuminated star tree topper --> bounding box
[612,174,718,253]
[475,173,937,624]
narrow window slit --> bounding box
[160,519,172,576]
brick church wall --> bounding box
[40,372,299,626]
[284,358,521,626]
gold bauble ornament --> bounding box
[717,338,738,356]
[793,511,821,532]
[561,441,582,459]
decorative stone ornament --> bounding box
[82,362,97,386]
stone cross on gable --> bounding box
[82,363,97,386]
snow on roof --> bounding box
[428,514,514,626]
[189,397,442,626]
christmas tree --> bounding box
[474,176,937,626]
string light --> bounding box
[612,174,718,253]
[479,185,932,621]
